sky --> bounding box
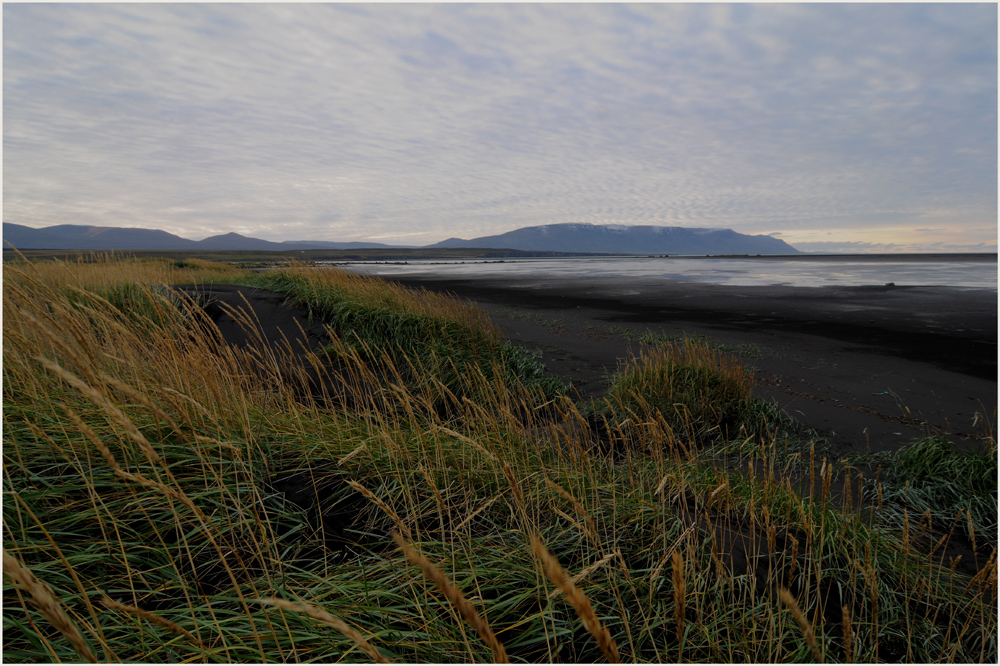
[3,3,997,253]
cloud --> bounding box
[3,4,996,248]
[793,239,997,254]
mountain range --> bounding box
[1,224,393,252]
[3,222,800,255]
[431,223,798,255]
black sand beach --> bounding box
[384,274,998,458]
[167,276,997,580]
[175,276,997,460]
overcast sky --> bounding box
[4,3,997,252]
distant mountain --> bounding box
[3,223,198,250]
[431,223,800,255]
[2,223,395,251]
[278,240,397,250]
[3,222,801,255]
[194,232,283,251]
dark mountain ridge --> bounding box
[3,224,198,250]
[2,223,393,252]
[4,222,800,255]
[431,223,799,255]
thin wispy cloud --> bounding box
[4,3,996,250]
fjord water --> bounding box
[338,254,997,290]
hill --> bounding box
[431,223,800,255]
[3,222,801,255]
[3,223,198,251]
[2,224,394,252]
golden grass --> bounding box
[671,551,686,649]
[393,532,509,663]
[255,597,390,663]
[779,586,824,663]
[842,604,854,664]
[248,262,501,341]
[547,551,617,600]
[531,535,620,663]
[3,549,97,663]
[100,597,206,650]
[348,479,413,539]
[5,252,242,293]
[3,254,995,664]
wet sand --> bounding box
[172,277,996,459]
[170,277,996,579]
[384,274,997,458]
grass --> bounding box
[863,436,998,545]
[493,309,567,331]
[591,339,756,449]
[3,254,996,663]
[238,265,566,404]
[634,330,766,360]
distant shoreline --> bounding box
[679,252,997,262]
[4,247,996,264]
[383,274,998,380]
[381,273,997,460]
[332,252,999,263]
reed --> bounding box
[842,604,854,663]
[348,479,413,539]
[548,551,617,599]
[256,597,389,663]
[101,597,206,650]
[779,587,824,662]
[671,551,686,650]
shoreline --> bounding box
[172,276,996,460]
[382,275,997,377]
[331,251,998,263]
[380,274,997,457]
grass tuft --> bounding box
[394,532,509,663]
[594,337,755,448]
[255,597,390,663]
[3,549,98,663]
[870,435,998,543]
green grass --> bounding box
[3,255,996,663]
[863,436,998,544]
[238,265,566,405]
[591,339,756,449]
[637,330,677,344]
[635,331,766,360]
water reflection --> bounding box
[335,256,997,289]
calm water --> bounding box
[335,255,997,290]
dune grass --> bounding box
[3,255,996,663]
[864,435,998,545]
[240,264,566,403]
[591,339,756,450]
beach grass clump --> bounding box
[241,264,563,402]
[4,253,245,332]
[869,435,998,543]
[3,255,997,664]
[4,251,241,292]
[595,338,756,449]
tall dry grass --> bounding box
[594,338,757,452]
[3,255,996,663]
